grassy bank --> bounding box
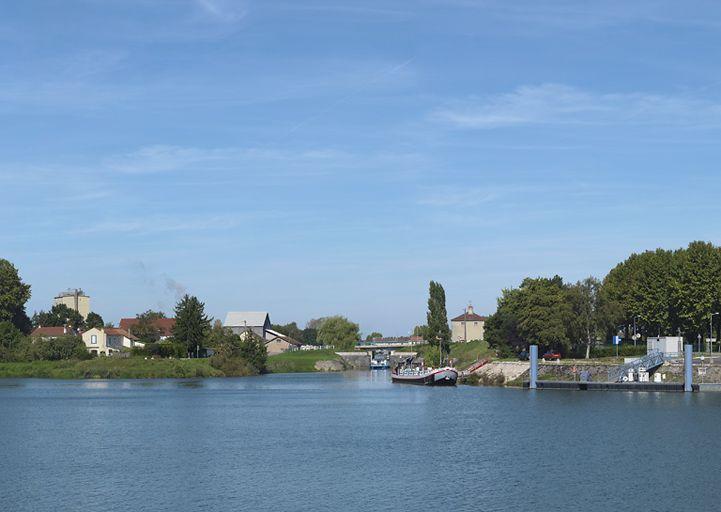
[0,358,228,379]
[412,340,494,369]
[266,349,341,373]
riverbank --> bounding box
[0,350,344,379]
[0,358,229,379]
[266,349,343,373]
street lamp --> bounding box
[633,316,638,347]
[710,312,719,353]
[697,333,702,353]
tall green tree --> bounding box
[0,259,32,333]
[172,294,211,357]
[516,276,571,352]
[672,241,721,343]
[366,332,383,341]
[426,281,451,354]
[85,312,105,330]
[316,315,360,350]
[485,288,523,356]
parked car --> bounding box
[518,350,529,361]
[542,351,561,361]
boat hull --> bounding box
[391,367,458,386]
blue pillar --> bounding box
[530,345,538,389]
[684,344,693,392]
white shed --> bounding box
[647,336,683,358]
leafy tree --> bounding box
[130,310,166,344]
[0,259,32,333]
[271,322,303,341]
[672,241,721,344]
[239,331,267,372]
[172,294,211,357]
[566,277,607,358]
[0,321,24,361]
[426,281,451,354]
[412,324,428,340]
[516,276,571,352]
[366,332,383,341]
[209,323,266,374]
[32,304,84,331]
[316,315,360,350]
[485,288,523,356]
[301,327,318,345]
[85,312,105,330]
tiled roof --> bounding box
[119,317,176,337]
[104,327,138,340]
[450,312,487,322]
[31,326,69,337]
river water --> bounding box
[0,371,718,512]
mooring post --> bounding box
[684,344,693,392]
[530,345,538,389]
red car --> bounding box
[542,351,561,361]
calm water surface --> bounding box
[1,372,719,512]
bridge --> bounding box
[354,341,424,351]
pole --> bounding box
[529,345,538,389]
[633,317,637,347]
[684,344,693,392]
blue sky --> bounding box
[4,0,721,335]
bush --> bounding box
[209,354,257,377]
[24,336,90,361]
[590,344,647,358]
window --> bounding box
[91,335,97,345]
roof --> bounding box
[119,317,176,337]
[450,312,487,322]
[104,327,138,340]
[266,329,302,346]
[224,311,270,328]
[31,326,70,337]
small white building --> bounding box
[647,336,683,358]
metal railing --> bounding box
[607,349,665,382]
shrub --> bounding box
[209,354,257,376]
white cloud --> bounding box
[433,83,721,129]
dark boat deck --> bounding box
[525,380,699,392]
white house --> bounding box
[81,327,143,356]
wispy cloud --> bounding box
[194,0,247,23]
[103,144,426,178]
[70,213,249,236]
[433,83,721,129]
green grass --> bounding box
[0,358,226,379]
[266,349,341,373]
[412,340,493,369]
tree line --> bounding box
[485,241,721,357]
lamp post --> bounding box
[697,333,702,353]
[633,316,638,347]
[710,312,719,354]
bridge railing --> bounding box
[607,349,665,382]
